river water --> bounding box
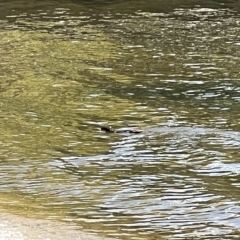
[1,0,240,239]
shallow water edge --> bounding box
[0,211,115,240]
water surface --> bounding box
[1,0,240,239]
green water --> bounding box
[1,0,240,239]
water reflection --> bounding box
[1,0,240,239]
[49,126,240,239]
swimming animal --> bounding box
[101,126,143,134]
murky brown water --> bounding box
[1,0,240,239]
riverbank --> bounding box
[0,211,115,240]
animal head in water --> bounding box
[100,126,115,133]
